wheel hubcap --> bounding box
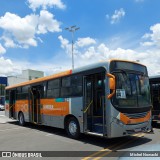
[69,121,77,135]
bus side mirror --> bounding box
[109,77,115,90]
[107,73,116,99]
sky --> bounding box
[0,0,160,76]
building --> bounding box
[0,77,7,105]
[8,69,44,86]
[0,69,43,105]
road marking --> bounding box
[93,133,145,160]
[81,133,144,160]
[81,133,141,160]
[81,141,124,160]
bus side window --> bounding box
[62,77,71,87]
[46,79,60,98]
[61,75,82,98]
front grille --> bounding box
[124,111,148,119]
[126,127,146,134]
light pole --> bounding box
[65,25,80,70]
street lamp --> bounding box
[65,25,80,70]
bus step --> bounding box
[85,132,103,137]
[94,123,103,126]
[93,117,103,123]
[93,123,103,133]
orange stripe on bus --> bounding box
[6,99,70,116]
[40,99,69,116]
[15,100,29,113]
[5,101,29,113]
[120,111,151,124]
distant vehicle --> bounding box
[5,59,152,139]
[0,104,5,111]
[149,76,160,122]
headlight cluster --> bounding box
[112,117,125,126]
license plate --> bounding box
[134,128,141,132]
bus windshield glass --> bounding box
[110,61,148,76]
[112,71,151,108]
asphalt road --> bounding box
[0,111,5,116]
[0,111,160,160]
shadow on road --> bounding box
[152,121,160,129]
[7,121,152,150]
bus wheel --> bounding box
[18,112,25,126]
[66,117,80,139]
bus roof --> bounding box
[6,59,146,90]
[6,70,72,90]
[6,61,110,90]
[72,61,109,74]
[109,59,146,67]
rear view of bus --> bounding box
[108,60,152,138]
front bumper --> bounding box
[110,120,151,138]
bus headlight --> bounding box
[112,117,125,126]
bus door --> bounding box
[83,72,106,135]
[29,86,41,124]
[83,75,93,132]
[9,90,16,118]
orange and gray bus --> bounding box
[5,59,152,139]
[149,76,160,122]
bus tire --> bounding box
[18,112,25,126]
[66,117,80,139]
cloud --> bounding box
[27,0,66,11]
[0,54,70,76]
[58,35,97,58]
[1,33,160,77]
[58,35,160,76]
[0,43,6,54]
[76,37,96,47]
[141,23,160,48]
[37,10,62,34]
[58,35,138,64]
[0,11,61,48]
[1,36,18,48]
[107,8,125,24]
[78,46,137,63]
[0,12,38,48]
[140,41,153,47]
[0,57,22,76]
[111,8,125,24]
[25,62,70,76]
[58,35,71,55]
[58,35,69,48]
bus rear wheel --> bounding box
[66,117,80,139]
[18,112,25,126]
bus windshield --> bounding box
[112,71,151,108]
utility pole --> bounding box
[65,25,80,70]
